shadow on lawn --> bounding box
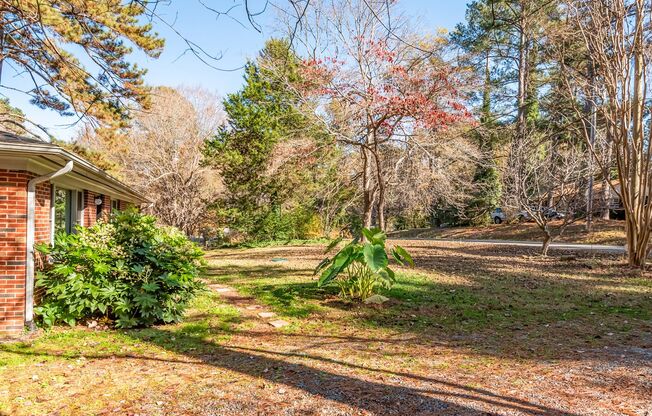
[131,328,580,415]
[1,327,578,415]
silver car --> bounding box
[491,208,506,224]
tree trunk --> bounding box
[372,148,386,231]
[541,230,552,257]
[361,147,375,229]
[516,16,528,142]
[627,2,648,268]
[377,190,386,231]
[585,57,597,232]
[481,50,491,123]
[600,139,613,220]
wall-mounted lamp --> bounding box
[94,197,103,206]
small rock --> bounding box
[245,305,262,310]
[364,294,389,305]
[278,388,287,394]
[156,401,164,406]
[258,312,277,319]
[269,320,289,328]
[214,287,231,293]
[87,320,98,329]
[31,375,39,381]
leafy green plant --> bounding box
[315,228,414,300]
[35,209,205,329]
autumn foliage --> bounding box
[297,33,472,230]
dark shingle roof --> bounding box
[0,131,53,146]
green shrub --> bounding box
[315,228,414,300]
[35,209,205,328]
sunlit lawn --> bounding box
[205,241,652,359]
[1,240,650,415]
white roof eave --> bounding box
[0,142,147,204]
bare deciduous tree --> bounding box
[382,126,480,228]
[564,0,652,267]
[81,86,225,236]
[504,131,588,255]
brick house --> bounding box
[0,132,145,335]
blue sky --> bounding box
[3,1,468,140]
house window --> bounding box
[53,188,71,235]
[111,199,121,212]
[53,187,84,234]
[77,190,84,227]
[53,188,83,235]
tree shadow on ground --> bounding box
[1,327,579,415]
[125,327,577,415]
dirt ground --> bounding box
[1,240,651,416]
[390,220,626,246]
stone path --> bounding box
[206,283,289,329]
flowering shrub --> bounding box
[35,209,204,328]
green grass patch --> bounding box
[0,288,241,369]
[214,238,329,249]
[203,246,652,358]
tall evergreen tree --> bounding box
[205,39,338,240]
[0,1,164,131]
[453,0,561,223]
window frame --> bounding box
[51,186,84,242]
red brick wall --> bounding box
[102,195,111,220]
[83,192,117,226]
[1,172,133,335]
[84,191,98,226]
[34,182,50,250]
[0,170,51,335]
[33,182,51,303]
[0,170,29,334]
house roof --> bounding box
[0,131,146,204]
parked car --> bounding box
[491,207,507,224]
[516,207,566,222]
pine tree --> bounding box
[205,39,336,240]
[453,0,560,223]
[0,1,164,130]
[0,98,25,134]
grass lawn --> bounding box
[1,240,651,415]
[390,219,626,246]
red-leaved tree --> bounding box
[291,1,473,229]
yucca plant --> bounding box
[315,227,414,300]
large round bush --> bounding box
[35,209,205,328]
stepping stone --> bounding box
[257,312,276,319]
[214,287,232,293]
[269,320,289,328]
[364,294,389,305]
[245,305,262,310]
